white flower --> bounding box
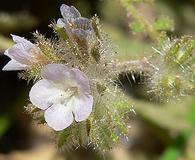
[2,34,42,71]
[29,64,93,131]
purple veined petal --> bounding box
[41,64,90,92]
[71,28,90,39]
[4,44,32,65]
[70,95,93,122]
[41,64,80,91]
[13,41,34,52]
[41,64,70,82]
[73,17,92,31]
[44,103,74,131]
[41,64,85,89]
[29,79,62,110]
[70,68,90,94]
[69,6,81,17]
[60,4,81,20]
[11,34,34,49]
[2,59,27,71]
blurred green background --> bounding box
[0,0,195,160]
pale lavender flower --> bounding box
[2,35,42,71]
[29,64,93,131]
[57,4,93,39]
[59,4,81,20]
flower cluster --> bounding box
[3,34,93,131]
[3,5,94,131]
[2,4,131,151]
[57,4,93,40]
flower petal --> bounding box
[71,95,93,122]
[57,18,66,28]
[70,28,90,39]
[2,59,27,71]
[60,4,81,20]
[29,79,61,110]
[41,64,69,82]
[44,104,73,131]
[42,64,90,94]
[4,44,32,64]
[11,34,34,49]
[73,17,92,31]
[70,68,90,94]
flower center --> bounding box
[58,87,78,105]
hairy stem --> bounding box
[110,58,154,74]
[119,0,160,42]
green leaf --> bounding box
[176,38,195,65]
[153,15,174,32]
[161,147,181,160]
[54,25,69,40]
[58,129,70,148]
[91,16,101,39]
[134,98,192,132]
[187,100,195,128]
[91,42,101,62]
[130,21,145,33]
